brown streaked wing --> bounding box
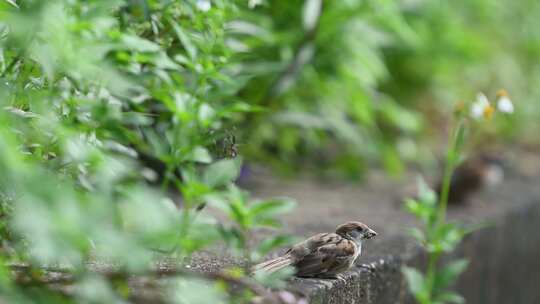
[294,237,356,277]
[289,233,337,259]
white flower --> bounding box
[196,0,211,12]
[497,96,514,113]
[496,90,514,114]
[471,93,493,119]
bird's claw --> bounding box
[358,263,374,272]
[331,274,347,285]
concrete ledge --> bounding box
[287,200,540,304]
[237,167,540,304]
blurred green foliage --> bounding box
[0,0,538,302]
[0,1,295,302]
[404,177,469,304]
[402,93,513,304]
[235,0,538,177]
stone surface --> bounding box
[189,156,540,303]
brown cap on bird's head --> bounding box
[335,221,377,240]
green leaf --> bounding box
[185,146,212,164]
[436,291,465,304]
[434,223,466,252]
[171,21,197,60]
[404,198,434,225]
[4,107,39,118]
[228,199,250,228]
[204,193,228,211]
[434,259,469,292]
[203,158,242,188]
[402,266,426,297]
[120,34,160,52]
[416,175,437,206]
[4,0,18,8]
[217,225,245,251]
[379,100,421,133]
[249,198,296,218]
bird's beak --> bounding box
[365,229,378,239]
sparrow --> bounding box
[253,221,377,279]
[435,153,505,204]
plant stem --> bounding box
[428,116,464,299]
[437,119,464,227]
[425,250,441,303]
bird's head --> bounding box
[335,221,377,242]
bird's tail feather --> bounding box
[252,254,293,274]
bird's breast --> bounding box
[352,241,362,263]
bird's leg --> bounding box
[335,274,348,285]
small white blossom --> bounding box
[497,95,514,114]
[470,93,491,119]
[196,0,211,12]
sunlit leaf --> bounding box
[249,198,296,218]
[203,158,242,187]
[121,34,160,52]
[4,0,18,8]
[185,146,212,164]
